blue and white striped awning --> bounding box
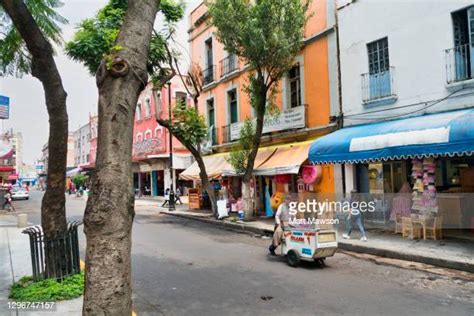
[309,109,474,164]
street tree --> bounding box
[207,0,309,218]
[0,0,70,257]
[65,0,187,313]
[66,0,220,217]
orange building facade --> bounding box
[186,0,342,213]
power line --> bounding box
[344,88,470,121]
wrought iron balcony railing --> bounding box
[445,43,473,84]
[203,65,215,86]
[361,66,396,103]
[219,55,239,78]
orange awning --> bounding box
[253,141,311,176]
[222,146,276,176]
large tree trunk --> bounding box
[0,0,69,277]
[82,1,159,315]
[196,155,218,218]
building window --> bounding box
[449,7,474,82]
[228,89,238,124]
[136,102,142,121]
[86,154,90,162]
[155,93,161,117]
[144,98,151,118]
[288,64,301,108]
[365,37,392,100]
[175,92,187,109]
[203,38,214,85]
[368,38,389,75]
[207,98,216,145]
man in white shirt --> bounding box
[269,194,289,255]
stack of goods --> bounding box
[411,158,438,215]
[422,158,438,214]
[411,158,424,213]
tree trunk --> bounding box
[156,117,219,217]
[242,74,267,219]
[196,155,218,218]
[82,1,159,315]
[0,0,69,277]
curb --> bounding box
[162,212,274,236]
[162,212,474,273]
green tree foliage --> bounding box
[65,0,185,76]
[207,0,309,182]
[71,173,87,189]
[0,0,67,76]
[227,119,255,174]
[170,104,208,148]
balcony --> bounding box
[361,67,396,105]
[445,43,473,85]
[203,65,215,86]
[219,55,239,78]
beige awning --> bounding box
[179,153,231,181]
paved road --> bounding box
[13,191,474,315]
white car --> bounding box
[11,188,29,200]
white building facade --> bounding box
[73,123,91,167]
[338,0,474,126]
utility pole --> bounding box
[167,82,175,211]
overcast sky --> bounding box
[0,0,200,165]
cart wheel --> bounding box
[287,249,300,268]
[315,258,326,266]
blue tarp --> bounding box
[309,109,474,164]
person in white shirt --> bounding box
[269,193,289,255]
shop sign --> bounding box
[133,138,163,157]
[0,95,10,119]
[230,105,305,141]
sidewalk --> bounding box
[160,208,474,273]
[0,221,83,315]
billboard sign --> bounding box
[0,95,10,119]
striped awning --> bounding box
[253,141,311,176]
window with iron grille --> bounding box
[367,38,389,75]
[288,64,301,108]
[175,92,187,109]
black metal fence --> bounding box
[22,221,82,281]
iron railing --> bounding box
[22,221,82,281]
[445,43,473,84]
[361,66,396,103]
[219,55,239,78]
[203,65,215,85]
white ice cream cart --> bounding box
[281,227,338,267]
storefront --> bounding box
[309,108,474,233]
[180,140,335,216]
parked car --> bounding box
[11,188,29,200]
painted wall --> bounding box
[188,0,338,144]
[133,76,191,161]
[338,0,474,126]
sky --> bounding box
[0,0,200,165]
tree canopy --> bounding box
[0,0,67,76]
[65,0,185,77]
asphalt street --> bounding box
[11,191,474,316]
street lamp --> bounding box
[167,81,175,211]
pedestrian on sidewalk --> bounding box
[343,190,367,241]
[175,187,183,205]
[269,192,289,255]
[162,188,170,207]
[3,190,15,212]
